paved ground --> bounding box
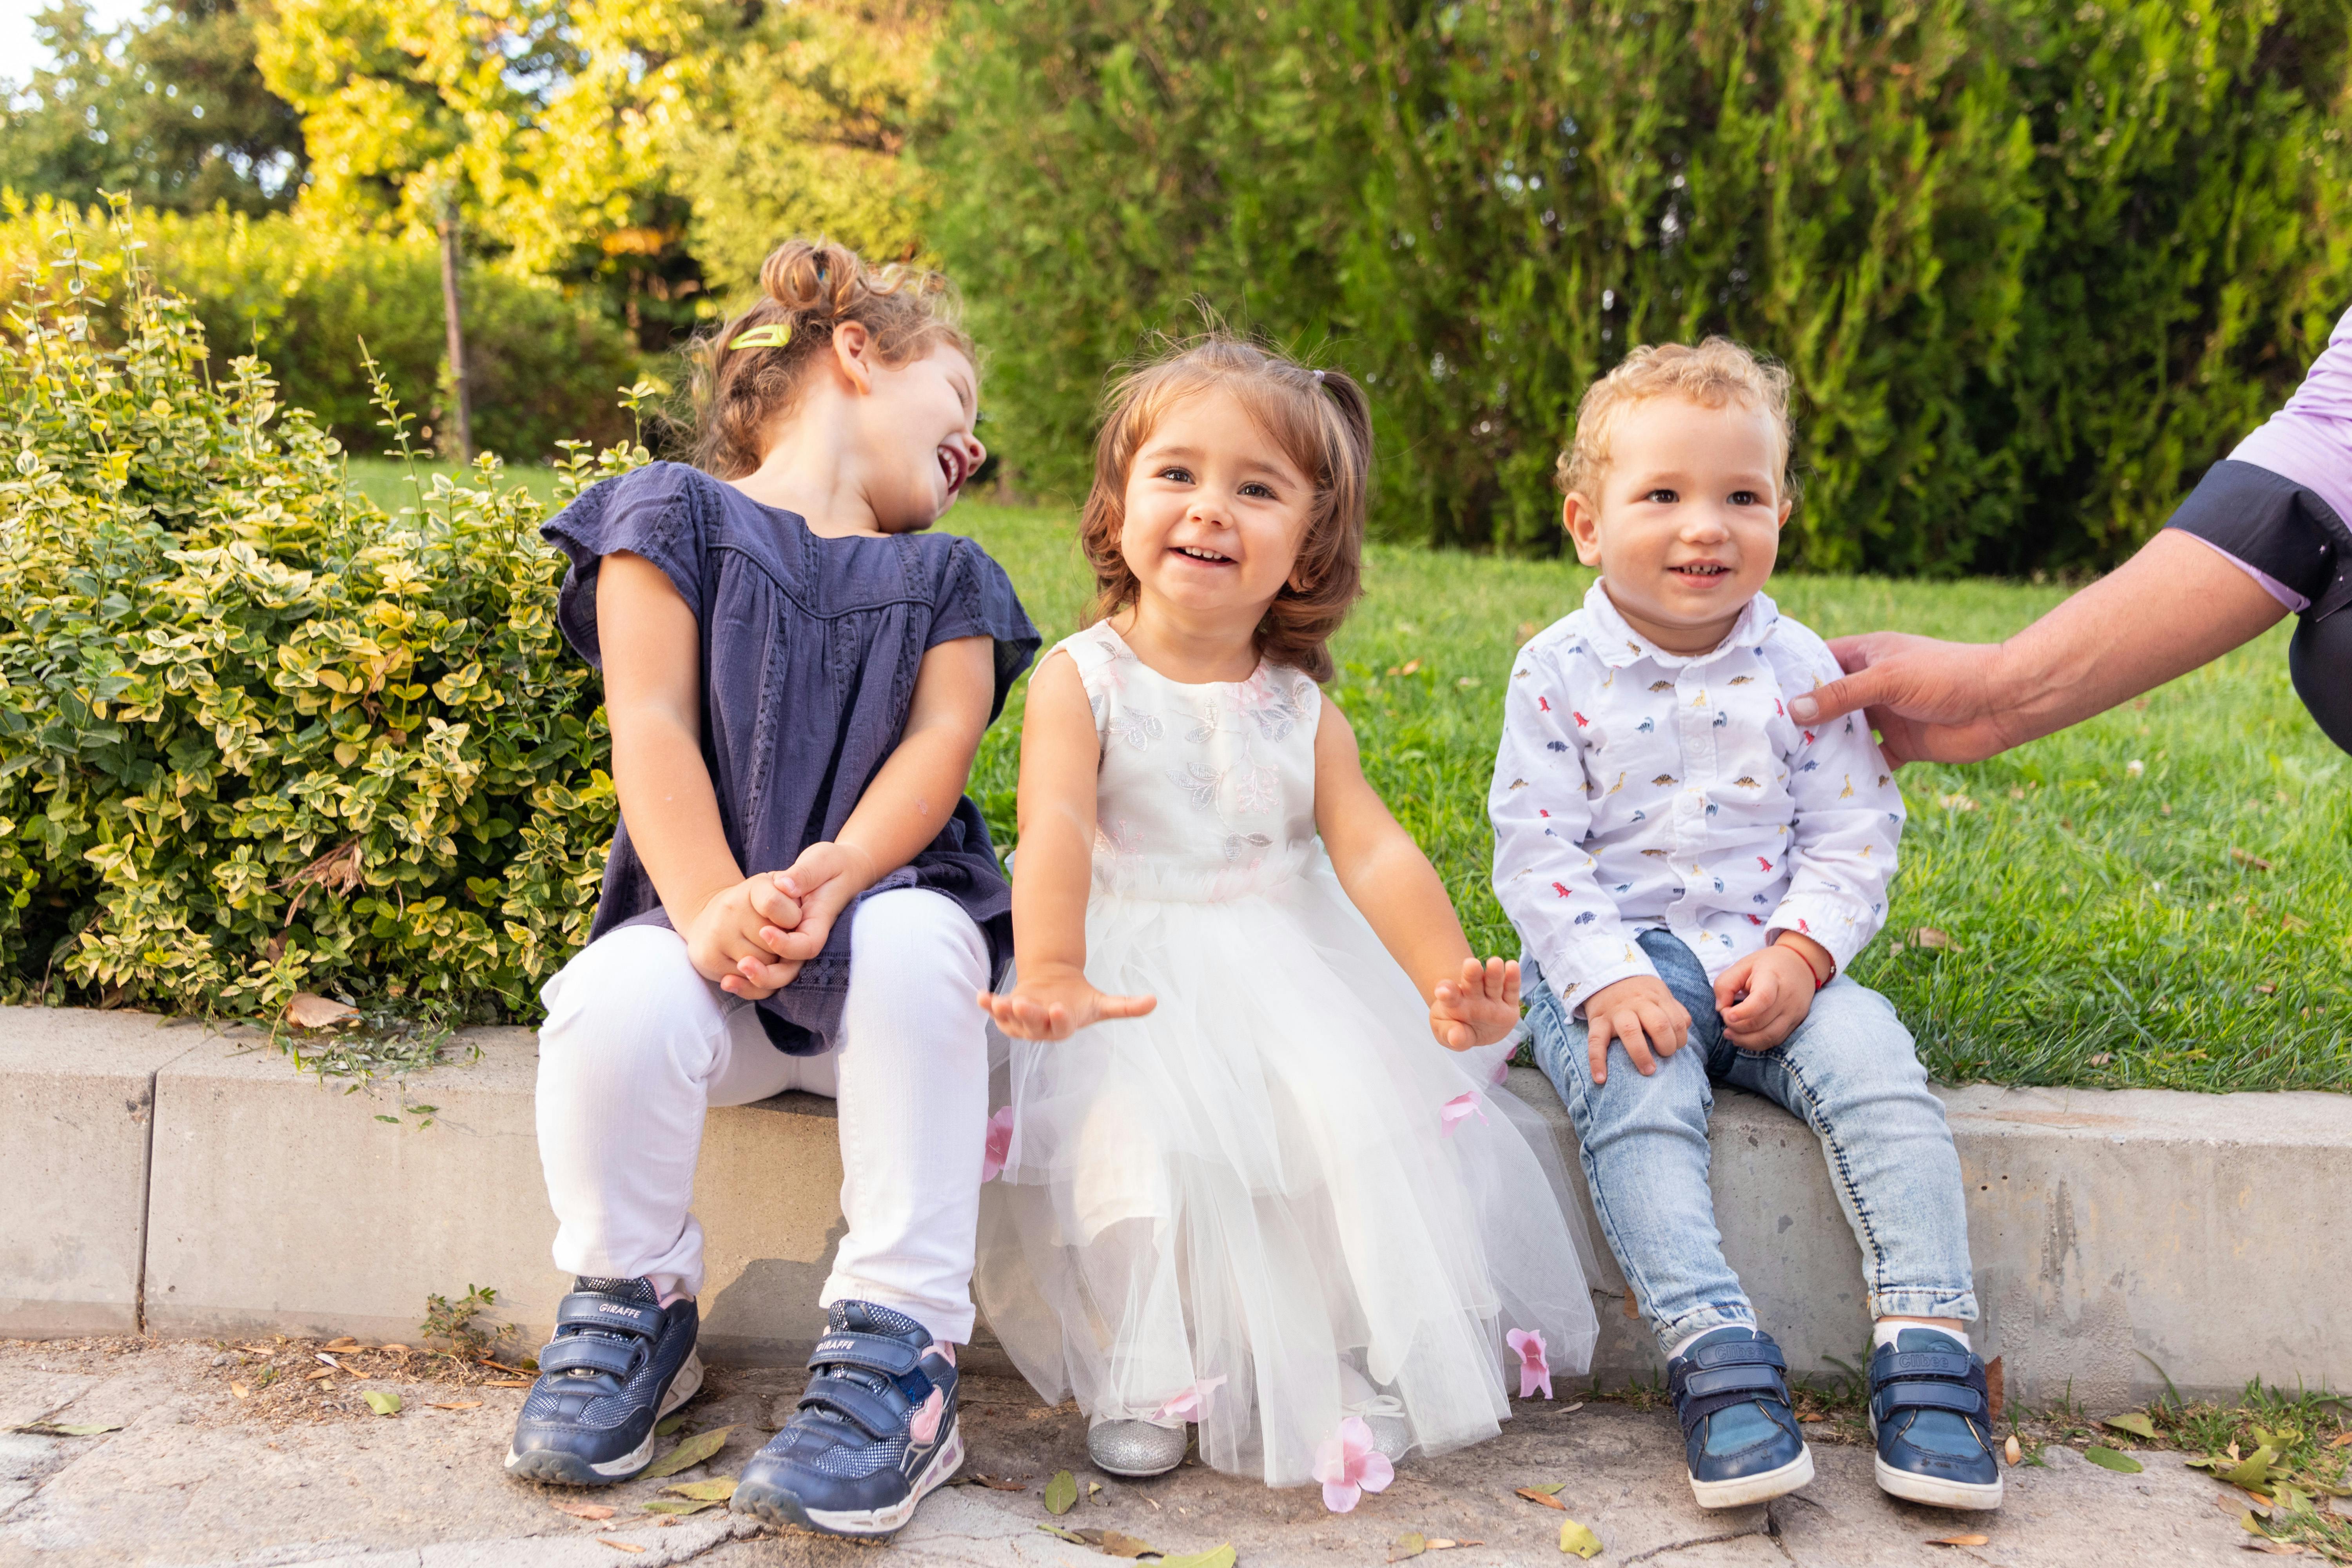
[0,1336,2274,1568]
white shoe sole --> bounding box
[1873,1453,2004,1510]
[503,1348,705,1481]
[1689,1444,1815,1509]
[794,1425,966,1536]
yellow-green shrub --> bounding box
[0,206,632,1018]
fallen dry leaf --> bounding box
[661,1479,736,1502]
[1937,793,1978,813]
[597,1541,646,1554]
[1390,1534,1428,1563]
[1559,1518,1604,1559]
[2005,1434,2022,1466]
[325,1337,359,1349]
[229,1383,250,1399]
[381,1345,411,1354]
[1911,927,1957,951]
[286,992,359,1030]
[1985,1356,2004,1420]
[963,1473,1026,1491]
[305,1369,333,1381]
[641,1424,733,1480]
[2232,848,2274,872]
[553,1501,617,1521]
[487,1378,532,1388]
[426,1400,483,1411]
[1929,1535,1991,1547]
[1517,1487,1568,1510]
[2330,1433,2352,1450]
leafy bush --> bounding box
[0,196,643,463]
[931,0,2352,574]
[0,204,634,1018]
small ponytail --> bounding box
[690,239,972,479]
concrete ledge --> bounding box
[4,1007,2345,1410]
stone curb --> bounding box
[5,1004,2345,1406]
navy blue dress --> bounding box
[544,461,1040,1055]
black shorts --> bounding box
[2165,459,2352,750]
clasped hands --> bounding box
[1579,937,1828,1083]
[682,841,876,1000]
[977,954,1526,1053]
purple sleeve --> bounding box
[539,464,710,668]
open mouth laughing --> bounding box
[936,445,971,495]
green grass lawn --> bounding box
[366,463,2348,1094]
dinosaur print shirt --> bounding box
[1488,581,1905,1019]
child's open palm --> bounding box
[978,964,1157,1042]
[1430,956,1522,1051]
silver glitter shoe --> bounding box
[1087,1417,1187,1477]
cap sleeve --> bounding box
[540,462,712,668]
[929,536,1042,722]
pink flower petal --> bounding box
[1356,1450,1395,1494]
[1489,1056,1511,1086]
[980,1106,1015,1183]
[1439,1092,1488,1136]
[1151,1374,1228,1423]
[1507,1328,1553,1399]
[1321,1480,1361,1513]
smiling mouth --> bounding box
[936,446,970,495]
[1671,563,1733,580]
[1172,545,1234,564]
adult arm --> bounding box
[1314,698,1519,1051]
[1789,530,2286,764]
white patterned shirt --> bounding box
[1488,582,1905,1018]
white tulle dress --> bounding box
[974,622,1600,1490]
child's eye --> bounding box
[1644,488,1678,505]
[1156,465,1195,484]
[1729,489,1760,506]
[1239,481,1277,500]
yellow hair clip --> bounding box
[731,322,792,350]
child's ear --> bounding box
[831,320,875,393]
[1775,496,1793,529]
[1563,492,1605,568]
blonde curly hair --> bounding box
[1557,337,1794,502]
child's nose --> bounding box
[958,432,986,470]
[1682,506,1733,541]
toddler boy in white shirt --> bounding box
[1490,339,1999,1514]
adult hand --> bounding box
[1789,633,2014,767]
[1580,974,1691,1084]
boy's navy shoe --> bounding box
[504,1277,702,1486]
[730,1301,962,1538]
[1868,1329,2003,1509]
[1668,1326,1815,1508]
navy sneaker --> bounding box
[503,1277,703,1486]
[1868,1329,2003,1509]
[730,1301,962,1538]
[1667,1326,1815,1508]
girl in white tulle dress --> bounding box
[974,338,1598,1503]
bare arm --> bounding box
[747,635,999,982]
[1791,530,2287,764]
[597,552,798,993]
[1314,697,1519,1051]
[976,652,1155,1038]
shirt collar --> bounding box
[1580,579,1780,669]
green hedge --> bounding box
[931,0,2352,574]
[0,196,642,464]
[0,208,630,1017]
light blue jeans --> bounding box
[1526,929,1978,1357]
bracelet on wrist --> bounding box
[1771,933,1834,992]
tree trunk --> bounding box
[436,200,474,462]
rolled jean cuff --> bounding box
[1650,1299,1759,1360]
[1869,1286,1979,1324]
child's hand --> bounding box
[1581,975,1691,1083]
[1714,938,1828,1052]
[755,841,880,970]
[976,964,1157,1041]
[1430,956,1522,1052]
[685,873,804,1000]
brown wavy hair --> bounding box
[690,238,974,480]
[1079,336,1372,682]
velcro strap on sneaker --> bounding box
[808,1330,923,1381]
[797,1373,906,1441]
[1873,1379,1987,1425]
[556,1294,664,1340]
[1874,1349,1976,1382]
[1682,1337,1788,1374]
[1681,1363,1789,1402]
[538,1335,642,1379]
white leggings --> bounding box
[534,887,992,1343]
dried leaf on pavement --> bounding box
[598,1541,646,1555]
[1158,1548,1238,1568]
[2083,1445,2143,1473]
[1044,1468,1078,1515]
[1517,1486,1568,1510]
[2102,1411,2159,1441]
[1928,1536,1991,1548]
[287,992,360,1029]
[552,1501,617,1521]
[1559,1518,1604,1558]
[12,1421,123,1436]
[963,1473,1027,1490]
[640,1499,717,1515]
[361,1390,401,1416]
[426,1400,483,1410]
[639,1424,732,1480]
[1391,1534,1428,1563]
[2004,1434,2022,1465]
[662,1479,736,1501]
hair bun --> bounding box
[760,238,869,319]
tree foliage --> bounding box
[931,0,2352,574]
[0,205,635,1014]
[0,0,307,215]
